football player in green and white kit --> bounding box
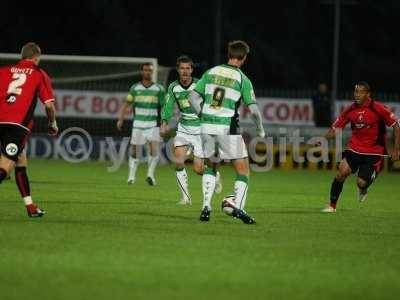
[189,41,265,224]
[161,56,222,205]
[117,63,165,186]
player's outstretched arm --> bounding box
[372,101,400,160]
[188,91,203,116]
[324,127,336,140]
[314,127,335,147]
[391,122,400,161]
[45,102,58,136]
[38,69,57,136]
[117,101,131,131]
[315,109,350,146]
[248,104,265,138]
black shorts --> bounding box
[0,124,29,162]
[344,150,384,182]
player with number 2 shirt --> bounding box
[0,42,58,217]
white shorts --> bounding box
[130,127,161,145]
[174,131,204,158]
[201,134,248,160]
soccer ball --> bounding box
[221,195,236,216]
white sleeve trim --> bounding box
[44,98,55,103]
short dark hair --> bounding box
[176,55,193,68]
[228,40,250,60]
[140,62,153,70]
[21,42,41,59]
[356,81,370,91]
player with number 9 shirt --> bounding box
[189,40,265,224]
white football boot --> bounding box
[321,204,336,213]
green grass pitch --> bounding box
[0,159,399,300]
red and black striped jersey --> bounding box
[0,60,54,131]
[333,98,398,155]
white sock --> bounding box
[176,168,190,201]
[215,171,222,191]
[129,157,139,179]
[234,177,249,210]
[202,172,216,210]
[23,196,33,206]
[147,155,159,179]
[216,171,221,184]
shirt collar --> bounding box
[354,97,372,107]
[179,78,193,90]
[223,63,240,70]
[362,98,372,107]
[17,60,36,67]
[141,81,154,89]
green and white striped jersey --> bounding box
[194,64,256,135]
[161,78,201,135]
[127,82,165,129]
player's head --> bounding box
[176,55,193,82]
[228,40,250,66]
[354,81,371,105]
[140,63,154,81]
[21,42,41,65]
[318,82,328,94]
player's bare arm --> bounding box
[160,121,170,137]
[391,122,400,161]
[314,127,336,147]
[117,100,132,131]
[45,101,58,136]
[324,127,336,140]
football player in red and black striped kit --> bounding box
[320,82,400,212]
[0,42,58,217]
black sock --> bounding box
[330,178,344,207]
[0,168,7,184]
[15,167,31,197]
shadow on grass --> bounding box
[254,207,353,214]
[119,210,253,225]
[0,218,136,227]
[38,200,138,205]
[118,210,194,221]
[36,196,159,205]
[24,180,66,185]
